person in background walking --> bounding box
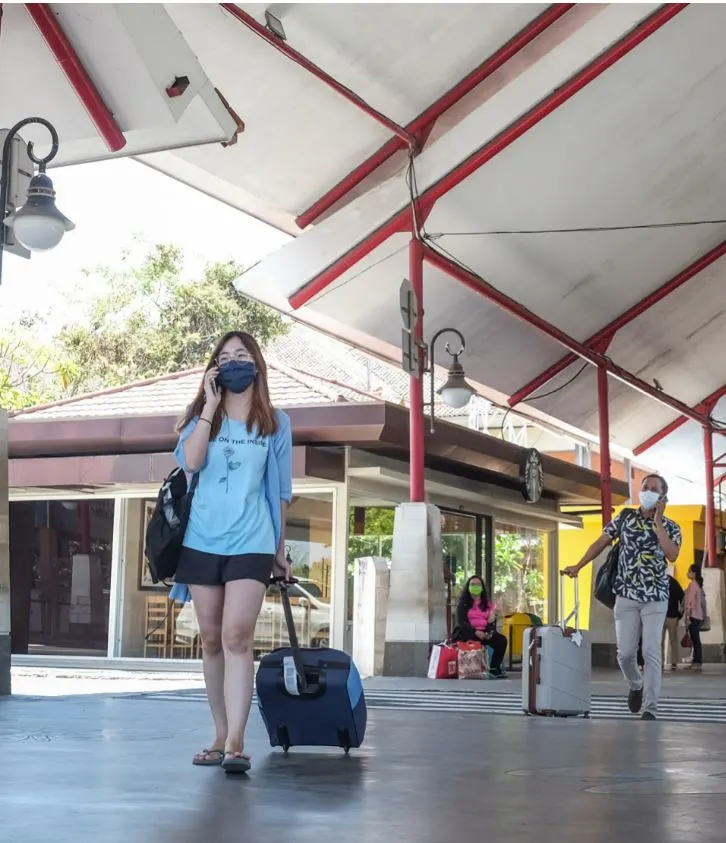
[683,564,704,672]
[663,573,684,671]
[564,474,681,720]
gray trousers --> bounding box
[614,596,668,715]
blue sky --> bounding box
[0,157,290,328]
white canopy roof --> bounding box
[6,3,723,490]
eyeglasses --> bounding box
[217,350,254,365]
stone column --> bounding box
[383,502,446,676]
[0,410,10,695]
[702,567,725,663]
[588,548,619,668]
[352,556,390,677]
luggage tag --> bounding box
[569,630,584,648]
[283,655,301,695]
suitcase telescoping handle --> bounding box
[559,571,580,631]
[270,576,308,693]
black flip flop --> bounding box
[193,748,224,767]
[222,752,252,774]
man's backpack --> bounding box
[593,509,637,610]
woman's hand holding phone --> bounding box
[203,367,221,412]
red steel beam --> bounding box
[509,237,726,407]
[409,237,426,502]
[597,366,613,527]
[295,4,574,230]
[289,4,688,310]
[633,384,726,455]
[221,3,416,147]
[420,242,712,427]
[25,4,125,152]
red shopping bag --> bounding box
[428,642,459,679]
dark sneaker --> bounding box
[641,711,656,721]
[628,687,643,714]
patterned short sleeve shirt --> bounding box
[603,508,682,604]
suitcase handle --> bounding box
[559,571,579,630]
[270,576,308,693]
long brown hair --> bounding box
[176,331,278,439]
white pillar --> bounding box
[588,547,618,667]
[383,502,446,676]
[702,567,725,662]
[353,556,390,677]
[329,482,349,652]
[106,497,127,658]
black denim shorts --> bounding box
[176,547,274,587]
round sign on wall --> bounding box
[521,448,544,503]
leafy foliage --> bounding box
[56,244,287,395]
[0,315,66,410]
[346,506,546,616]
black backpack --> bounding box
[593,509,636,610]
[144,468,198,584]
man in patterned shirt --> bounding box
[564,474,681,720]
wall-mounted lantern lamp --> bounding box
[0,117,75,284]
[423,328,476,433]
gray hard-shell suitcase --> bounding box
[522,575,591,717]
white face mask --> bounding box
[639,490,661,511]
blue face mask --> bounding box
[218,360,256,394]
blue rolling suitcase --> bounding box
[256,579,367,753]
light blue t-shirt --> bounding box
[176,416,275,556]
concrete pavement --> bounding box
[3,672,726,842]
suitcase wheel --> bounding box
[277,726,291,753]
[338,728,352,754]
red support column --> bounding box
[597,366,613,527]
[704,426,718,568]
[409,237,426,502]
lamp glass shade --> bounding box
[440,383,475,409]
[437,359,475,409]
[5,172,74,252]
[11,213,66,251]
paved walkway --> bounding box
[3,683,726,843]
[11,663,726,700]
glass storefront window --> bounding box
[119,490,334,660]
[9,499,114,656]
[346,506,489,641]
[493,523,548,622]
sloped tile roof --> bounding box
[11,357,376,422]
[11,322,489,424]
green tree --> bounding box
[493,531,545,617]
[57,244,288,394]
[0,315,68,410]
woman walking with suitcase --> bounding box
[170,331,293,773]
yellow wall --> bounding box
[558,505,710,629]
